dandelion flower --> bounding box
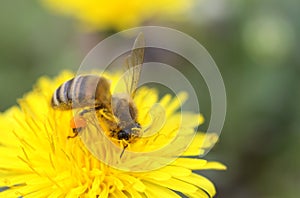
[41,0,194,31]
[0,71,226,197]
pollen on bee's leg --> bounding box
[68,115,87,139]
[98,109,115,122]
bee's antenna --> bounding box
[120,144,128,158]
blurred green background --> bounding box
[0,0,299,197]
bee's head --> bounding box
[118,123,142,141]
[118,129,131,140]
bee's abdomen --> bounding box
[51,77,75,110]
[51,75,110,110]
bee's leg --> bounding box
[79,108,93,116]
[120,144,128,158]
[68,106,104,139]
[67,127,82,139]
[78,105,103,116]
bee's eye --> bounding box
[118,130,130,140]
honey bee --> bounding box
[51,33,145,157]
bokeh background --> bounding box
[1,0,299,197]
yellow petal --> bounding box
[65,185,87,198]
[165,92,188,117]
[187,189,211,198]
[171,158,207,170]
[90,175,103,196]
[110,188,128,198]
[49,189,65,198]
[159,166,192,177]
[117,174,146,192]
[181,113,205,127]
[175,173,216,197]
[124,188,143,198]
[158,94,172,108]
[142,171,171,181]
[144,181,181,198]
[145,177,198,194]
[201,161,227,170]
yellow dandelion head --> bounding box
[41,0,194,31]
[0,71,226,197]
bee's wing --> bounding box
[123,32,145,98]
[79,110,105,138]
[143,104,166,137]
[78,111,116,157]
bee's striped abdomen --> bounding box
[51,77,75,109]
[51,75,112,110]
